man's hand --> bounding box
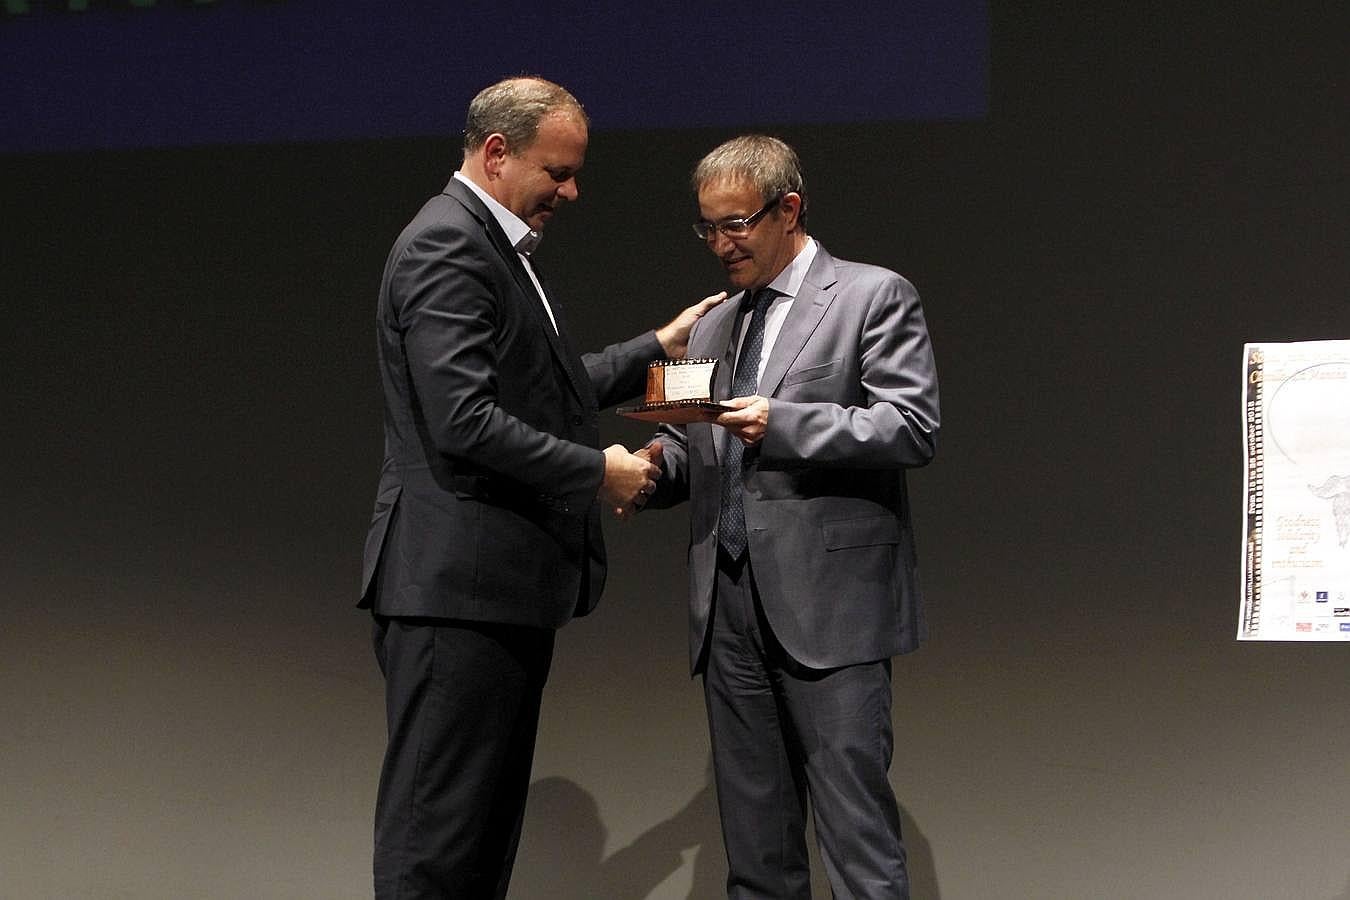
[655,291,728,359]
[715,396,770,446]
[600,444,659,520]
[634,440,664,467]
[619,441,665,518]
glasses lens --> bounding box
[694,198,776,239]
[719,218,750,237]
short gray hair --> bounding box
[692,134,808,229]
[463,76,588,155]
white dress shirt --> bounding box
[452,171,558,333]
[732,237,818,388]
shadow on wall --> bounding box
[513,769,940,899]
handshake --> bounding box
[599,442,664,521]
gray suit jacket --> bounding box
[650,244,939,671]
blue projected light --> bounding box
[1,1,987,153]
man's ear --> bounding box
[483,133,508,178]
[780,192,803,229]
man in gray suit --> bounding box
[642,135,940,899]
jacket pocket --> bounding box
[822,514,900,550]
[782,358,842,387]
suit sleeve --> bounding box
[395,222,604,505]
[644,421,691,509]
[760,271,939,469]
[582,330,664,409]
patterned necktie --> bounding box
[719,288,775,559]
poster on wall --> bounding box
[1240,340,1350,641]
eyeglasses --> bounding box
[692,195,782,241]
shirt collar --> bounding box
[762,237,817,300]
[453,171,542,255]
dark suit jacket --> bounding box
[651,245,940,671]
[360,177,660,628]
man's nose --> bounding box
[557,177,579,202]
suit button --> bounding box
[570,414,583,425]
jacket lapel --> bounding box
[758,246,837,398]
[443,178,589,404]
[532,263,593,402]
[706,289,752,402]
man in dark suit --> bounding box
[641,135,940,899]
[359,76,722,899]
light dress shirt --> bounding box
[730,237,818,387]
[452,171,558,333]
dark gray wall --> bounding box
[3,7,1347,898]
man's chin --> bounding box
[723,260,754,288]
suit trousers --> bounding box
[372,614,555,900]
[704,552,909,900]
